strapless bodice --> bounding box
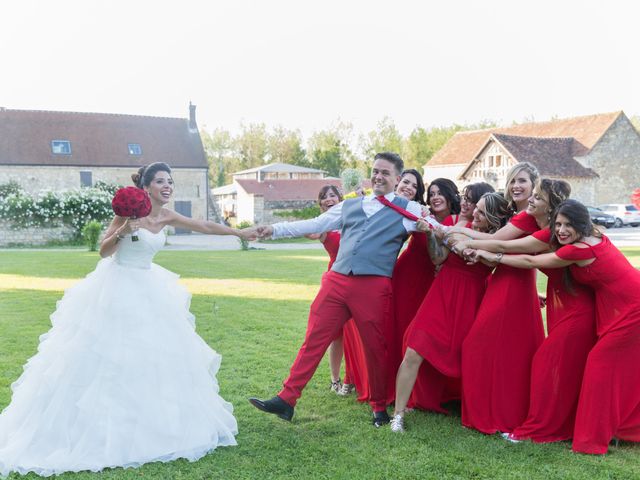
[113,229,165,269]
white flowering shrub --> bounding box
[0,180,22,198]
[0,192,37,227]
[58,188,113,236]
[94,180,122,197]
[0,183,115,238]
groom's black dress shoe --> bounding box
[248,395,294,421]
[373,410,390,427]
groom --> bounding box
[249,152,424,426]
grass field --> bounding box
[0,248,639,480]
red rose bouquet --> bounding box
[111,186,152,241]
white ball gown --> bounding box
[0,229,238,477]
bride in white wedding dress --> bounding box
[0,162,255,477]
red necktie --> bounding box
[375,195,419,221]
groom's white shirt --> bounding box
[271,192,424,239]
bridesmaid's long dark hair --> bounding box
[427,178,460,214]
[549,200,600,251]
[549,199,601,295]
[401,169,427,205]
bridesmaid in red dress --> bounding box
[388,177,463,403]
[472,199,640,454]
[405,181,494,412]
[458,180,597,443]
[447,162,545,435]
[390,187,504,432]
[308,185,363,395]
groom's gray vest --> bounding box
[331,195,409,277]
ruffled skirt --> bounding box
[0,258,237,477]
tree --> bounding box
[267,127,308,167]
[356,117,406,175]
[360,117,404,161]
[236,123,269,171]
[307,122,355,177]
[403,127,432,170]
[201,128,236,187]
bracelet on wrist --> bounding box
[495,252,503,263]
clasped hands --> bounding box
[238,225,273,241]
[441,228,493,265]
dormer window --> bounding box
[128,143,142,155]
[51,140,71,155]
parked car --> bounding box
[586,206,616,229]
[597,204,640,228]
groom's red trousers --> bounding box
[278,271,392,412]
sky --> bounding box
[1,0,638,140]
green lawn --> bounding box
[0,249,639,480]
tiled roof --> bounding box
[235,178,345,201]
[492,134,598,178]
[428,111,622,167]
[0,108,207,169]
[233,163,326,175]
[211,183,237,195]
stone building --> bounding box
[424,111,640,205]
[0,105,209,228]
[211,163,342,224]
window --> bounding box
[496,155,502,167]
[128,143,142,155]
[51,140,71,155]
[80,171,93,188]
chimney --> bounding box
[189,102,197,130]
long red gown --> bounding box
[511,228,597,442]
[404,221,492,412]
[321,232,369,400]
[461,211,545,434]
[389,232,436,402]
[556,235,640,454]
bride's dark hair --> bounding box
[131,162,172,188]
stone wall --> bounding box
[0,220,74,247]
[564,177,596,206]
[253,196,265,224]
[0,165,209,221]
[576,115,640,205]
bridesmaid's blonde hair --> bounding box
[504,162,539,216]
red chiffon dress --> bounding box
[404,220,492,412]
[321,231,369,400]
[389,231,437,402]
[461,211,545,434]
[555,236,640,454]
[511,228,597,442]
